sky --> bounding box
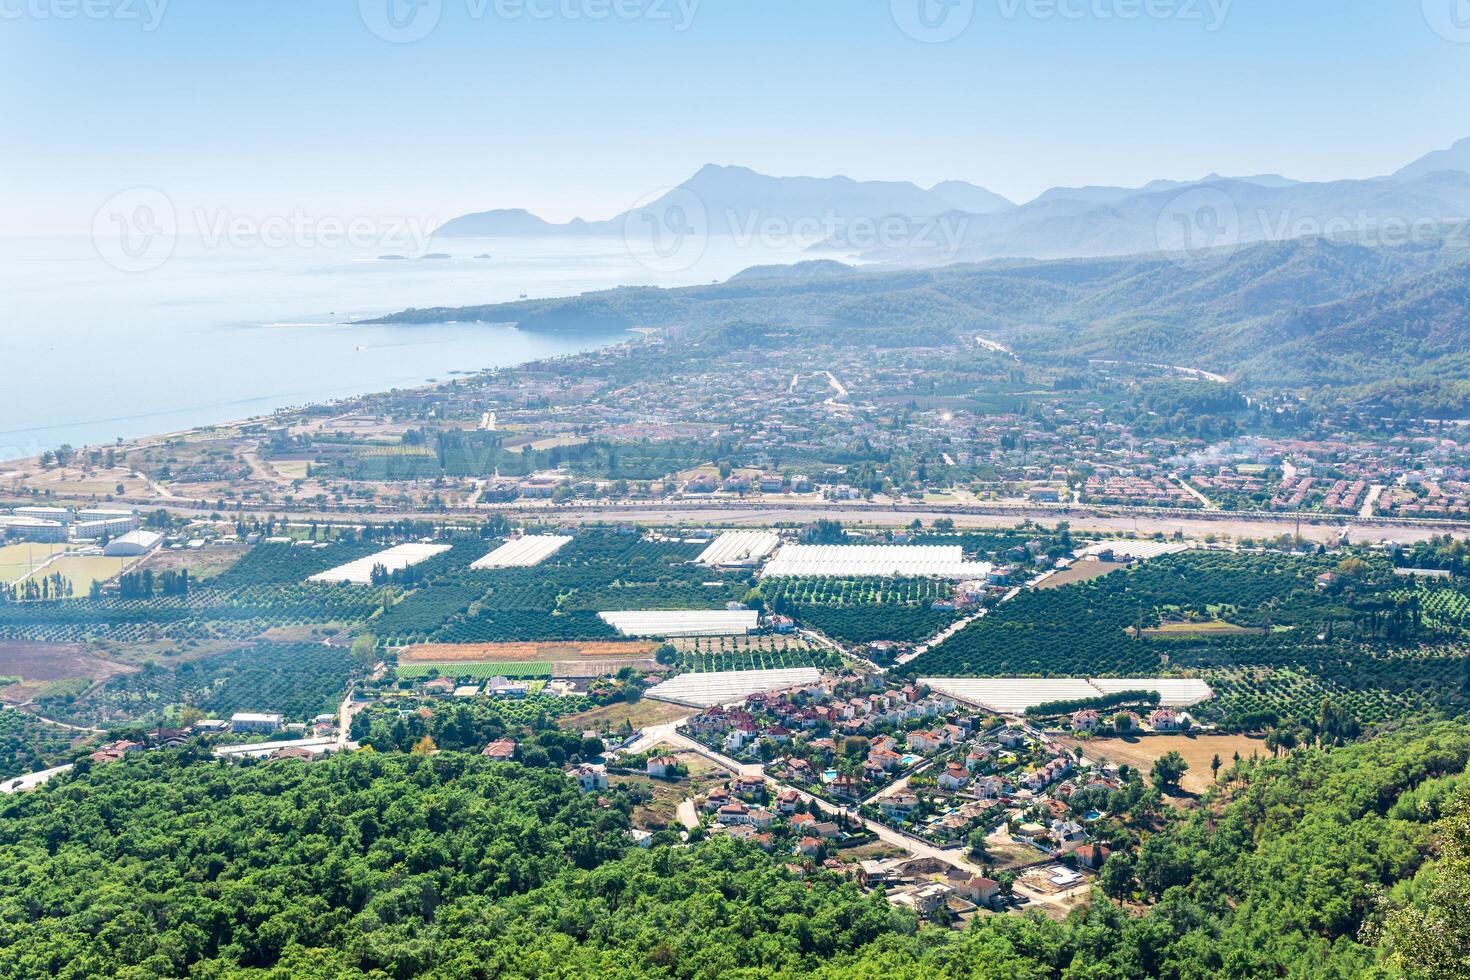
[3,0,1469,234]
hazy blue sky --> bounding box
[3,0,1468,233]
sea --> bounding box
[0,235,818,462]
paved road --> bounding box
[635,717,1093,913]
[0,763,73,794]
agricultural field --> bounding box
[1412,585,1470,630]
[670,634,844,674]
[40,641,354,727]
[645,667,824,707]
[0,640,134,704]
[0,708,90,781]
[1037,559,1126,590]
[135,543,250,580]
[399,640,656,662]
[907,550,1470,730]
[674,648,843,673]
[557,697,692,733]
[759,576,959,645]
[415,531,748,645]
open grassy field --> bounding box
[0,543,72,584]
[0,640,134,704]
[1058,733,1269,794]
[1139,619,1265,639]
[400,641,657,662]
[35,555,132,595]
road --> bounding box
[620,657,1096,912]
[1175,474,1216,510]
[1362,484,1385,519]
[0,763,73,794]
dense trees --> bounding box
[0,721,1466,977]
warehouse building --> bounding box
[102,530,164,557]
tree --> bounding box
[1210,754,1221,782]
[350,634,378,673]
[1150,751,1189,793]
[1381,795,1470,978]
[1098,852,1134,900]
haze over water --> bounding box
[0,235,812,461]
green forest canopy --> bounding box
[0,719,1468,978]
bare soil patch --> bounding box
[1037,560,1126,590]
[0,641,135,703]
[1057,733,1269,794]
[137,544,249,580]
[559,698,691,732]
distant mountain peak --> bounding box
[1392,136,1470,181]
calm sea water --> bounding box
[0,235,816,461]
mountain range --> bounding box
[434,139,1470,265]
[371,233,1470,417]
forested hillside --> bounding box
[1,723,1467,978]
[368,236,1470,414]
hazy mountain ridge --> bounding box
[369,234,1470,413]
[434,164,1017,238]
[434,139,1470,265]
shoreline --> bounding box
[0,325,637,468]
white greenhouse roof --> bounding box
[696,531,781,566]
[922,677,1214,713]
[598,609,759,638]
[646,667,823,707]
[1088,678,1214,707]
[471,535,573,569]
[762,544,992,580]
[308,543,451,584]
